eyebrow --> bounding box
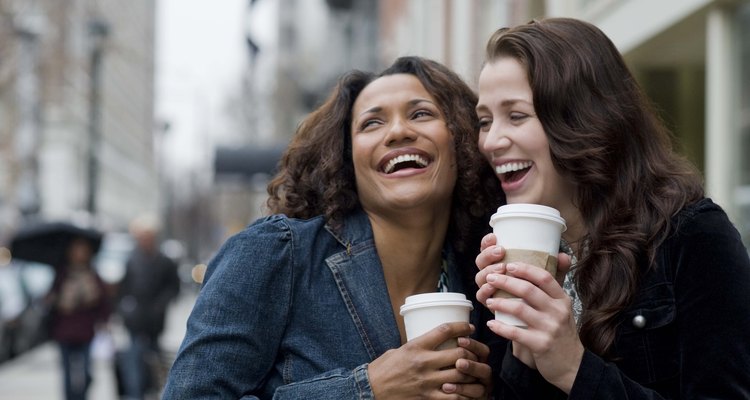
[357,106,382,119]
[502,98,532,106]
[356,98,435,119]
[476,98,533,112]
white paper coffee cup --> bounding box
[399,292,473,349]
[489,203,566,327]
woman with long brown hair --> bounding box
[474,18,750,398]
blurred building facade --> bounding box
[220,0,750,249]
[0,0,159,237]
[210,0,380,240]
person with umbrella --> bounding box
[42,232,111,400]
[9,221,104,269]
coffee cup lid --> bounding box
[490,203,566,231]
[399,292,473,315]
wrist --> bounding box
[511,342,536,368]
[552,345,583,394]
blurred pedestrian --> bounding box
[116,214,180,400]
[46,236,111,400]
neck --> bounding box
[367,208,450,345]
[560,207,585,255]
[368,208,449,296]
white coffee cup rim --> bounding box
[399,292,473,315]
[490,203,566,231]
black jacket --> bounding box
[118,248,180,340]
[493,198,750,399]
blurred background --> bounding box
[0,0,749,398]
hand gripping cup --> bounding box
[399,292,473,350]
[489,204,566,327]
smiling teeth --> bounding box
[495,161,532,175]
[384,154,429,174]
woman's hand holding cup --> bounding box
[475,210,582,394]
[367,321,491,399]
[475,232,572,302]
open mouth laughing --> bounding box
[380,153,431,174]
[496,161,532,183]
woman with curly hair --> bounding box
[474,18,750,398]
[163,56,504,399]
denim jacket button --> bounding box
[632,314,647,329]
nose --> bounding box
[479,122,511,155]
[384,117,417,146]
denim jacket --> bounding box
[162,208,482,399]
[493,198,750,399]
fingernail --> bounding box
[457,337,470,346]
[492,246,503,256]
[507,263,517,272]
[456,359,468,370]
[487,274,498,282]
[485,298,495,306]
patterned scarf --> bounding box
[561,238,583,328]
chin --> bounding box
[505,195,540,205]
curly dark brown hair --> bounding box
[485,18,704,356]
[267,56,503,255]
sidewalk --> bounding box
[0,290,196,400]
[0,342,118,400]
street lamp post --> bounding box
[14,16,44,217]
[85,19,109,216]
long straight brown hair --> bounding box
[484,18,704,356]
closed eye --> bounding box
[359,119,382,131]
[510,112,529,122]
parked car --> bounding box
[0,260,55,363]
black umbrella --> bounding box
[9,221,103,268]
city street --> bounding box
[0,290,196,400]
